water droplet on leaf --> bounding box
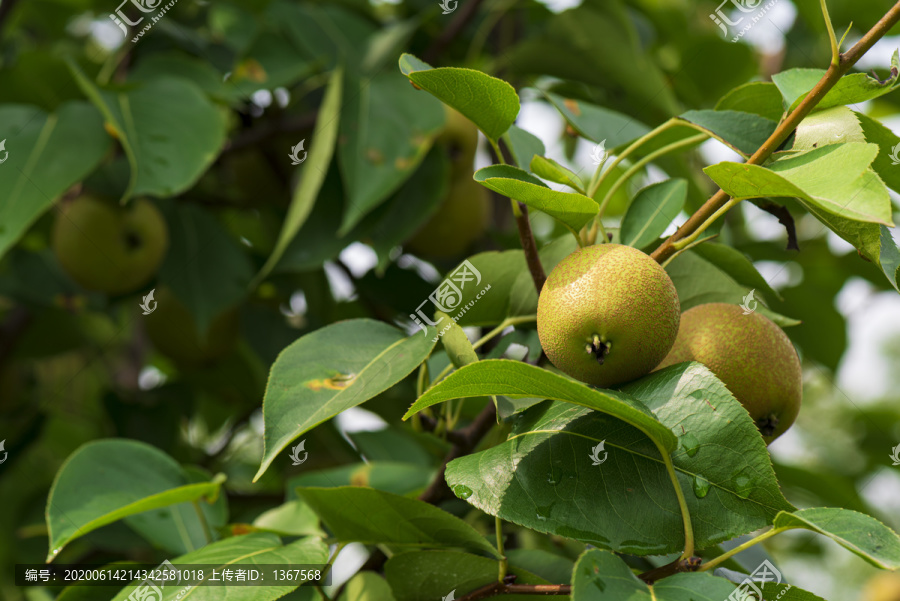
[693,475,710,498]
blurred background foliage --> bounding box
[1,0,900,599]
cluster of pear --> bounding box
[51,196,237,365]
[405,107,490,258]
[537,244,802,443]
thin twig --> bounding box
[457,577,571,600]
[637,556,701,584]
[651,1,900,264]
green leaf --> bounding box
[46,439,226,561]
[705,143,893,226]
[255,66,343,284]
[254,319,436,481]
[339,573,397,601]
[69,66,227,202]
[543,92,651,148]
[444,363,793,555]
[436,311,479,368]
[130,52,241,105]
[405,359,677,452]
[399,54,520,142]
[620,179,687,249]
[505,549,573,585]
[297,486,501,557]
[437,250,528,327]
[715,81,785,121]
[287,462,435,498]
[774,507,900,569]
[158,203,253,337]
[855,110,900,193]
[530,155,585,192]
[474,165,598,231]
[572,549,738,600]
[793,106,865,151]
[504,125,546,171]
[679,110,777,158]
[691,242,781,302]
[384,550,553,601]
[665,249,798,326]
[773,54,900,113]
[0,102,111,262]
[108,533,328,601]
[338,69,444,234]
[252,500,325,537]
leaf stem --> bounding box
[670,197,741,251]
[496,516,508,582]
[472,315,537,351]
[192,501,213,545]
[655,441,695,560]
[652,0,900,264]
[660,234,719,268]
[698,527,787,572]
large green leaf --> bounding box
[773,53,900,112]
[254,319,436,481]
[0,102,111,261]
[406,359,677,452]
[437,250,528,327]
[399,54,519,142]
[714,81,785,122]
[855,110,900,193]
[339,573,397,601]
[543,92,650,148]
[530,155,585,192]
[255,66,343,284]
[691,242,781,302]
[792,106,865,151]
[297,486,501,557]
[774,507,900,569]
[474,165,598,231]
[620,179,687,250]
[503,125,546,171]
[443,363,793,555]
[109,533,328,601]
[384,550,556,601]
[158,203,253,337]
[69,66,227,202]
[679,110,777,158]
[571,549,736,600]
[705,143,893,226]
[338,69,444,234]
[287,462,435,498]
[46,439,226,561]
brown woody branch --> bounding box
[637,556,702,584]
[457,575,571,600]
[651,1,900,264]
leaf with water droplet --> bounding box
[692,475,710,499]
[681,432,700,457]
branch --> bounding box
[651,1,900,264]
[514,204,546,293]
[424,0,487,63]
[637,556,701,584]
[418,400,497,505]
[457,575,571,600]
